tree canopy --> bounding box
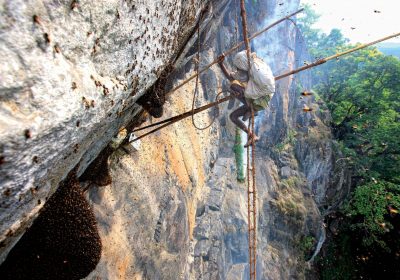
[298,4,400,186]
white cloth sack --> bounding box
[232,51,275,100]
[233,51,249,71]
[247,56,275,99]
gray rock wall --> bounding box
[189,0,350,279]
[0,0,207,262]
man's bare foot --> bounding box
[244,135,260,147]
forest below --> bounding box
[299,5,400,279]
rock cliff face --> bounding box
[0,0,207,261]
[0,0,349,279]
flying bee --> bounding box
[303,106,313,112]
[33,15,42,25]
[30,187,38,195]
[71,0,79,10]
[82,97,90,109]
[301,91,313,96]
[24,129,32,139]
[377,221,390,232]
[32,156,39,163]
[3,188,11,196]
[388,205,398,216]
[43,33,50,44]
[54,44,61,53]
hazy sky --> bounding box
[300,0,400,43]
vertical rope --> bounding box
[246,117,252,278]
[239,1,257,279]
[191,11,216,131]
[250,106,257,279]
[234,0,239,45]
[191,12,202,128]
[240,0,252,70]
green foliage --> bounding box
[317,235,356,280]
[275,142,285,152]
[345,181,400,251]
[281,177,302,189]
[298,5,400,278]
[233,128,245,182]
[298,235,316,260]
[287,129,297,145]
[275,129,297,152]
[274,186,306,224]
[297,4,321,44]
[298,5,400,184]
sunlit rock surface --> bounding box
[0,0,206,261]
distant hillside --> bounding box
[377,42,400,59]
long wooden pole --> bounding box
[274,32,400,80]
[130,32,400,143]
[166,9,304,96]
[130,95,232,142]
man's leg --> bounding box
[230,105,251,134]
[229,82,259,146]
[230,106,259,147]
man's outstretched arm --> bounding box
[218,54,234,81]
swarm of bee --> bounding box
[0,170,101,280]
[136,63,175,118]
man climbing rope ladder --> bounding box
[218,50,275,147]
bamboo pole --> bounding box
[274,32,400,80]
[130,32,400,143]
[129,95,233,143]
[165,9,304,96]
